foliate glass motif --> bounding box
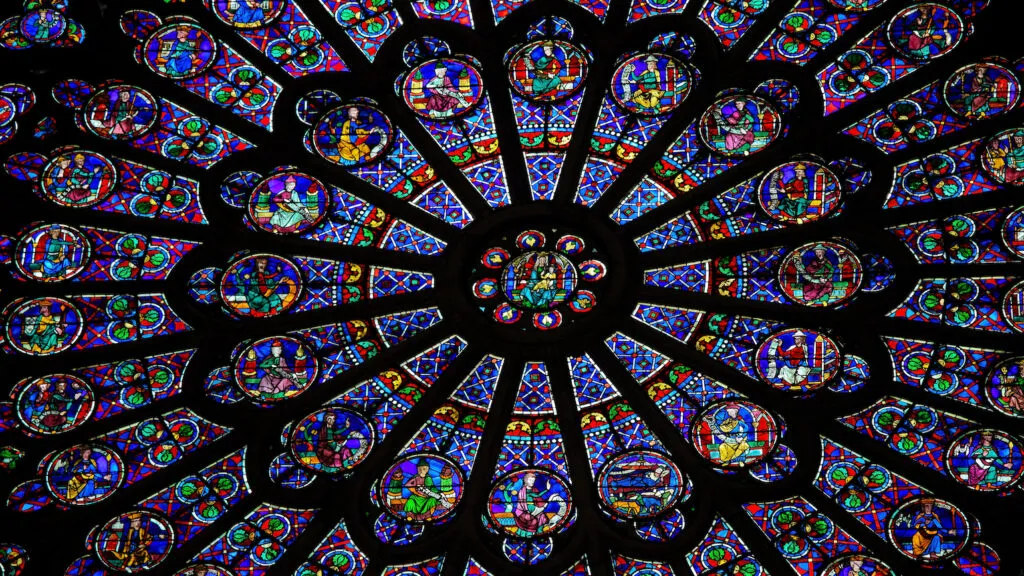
[0,0,1020,574]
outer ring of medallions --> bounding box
[438,203,637,353]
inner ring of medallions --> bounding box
[439,204,635,348]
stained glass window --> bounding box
[0,0,1020,574]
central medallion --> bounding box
[502,251,578,310]
[470,228,606,331]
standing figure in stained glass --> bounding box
[30,9,63,42]
[245,257,291,315]
[94,511,173,571]
[69,153,103,202]
[712,404,750,464]
[336,106,388,164]
[910,499,955,559]
[423,62,472,119]
[30,227,84,279]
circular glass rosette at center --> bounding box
[570,290,596,313]
[555,234,585,255]
[692,400,779,468]
[379,454,465,523]
[494,302,523,324]
[289,407,375,473]
[502,251,578,311]
[486,468,573,538]
[473,278,499,299]
[516,230,546,250]
[597,449,686,519]
[481,247,510,269]
[533,310,562,330]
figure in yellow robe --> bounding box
[336,106,381,164]
[714,405,750,464]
